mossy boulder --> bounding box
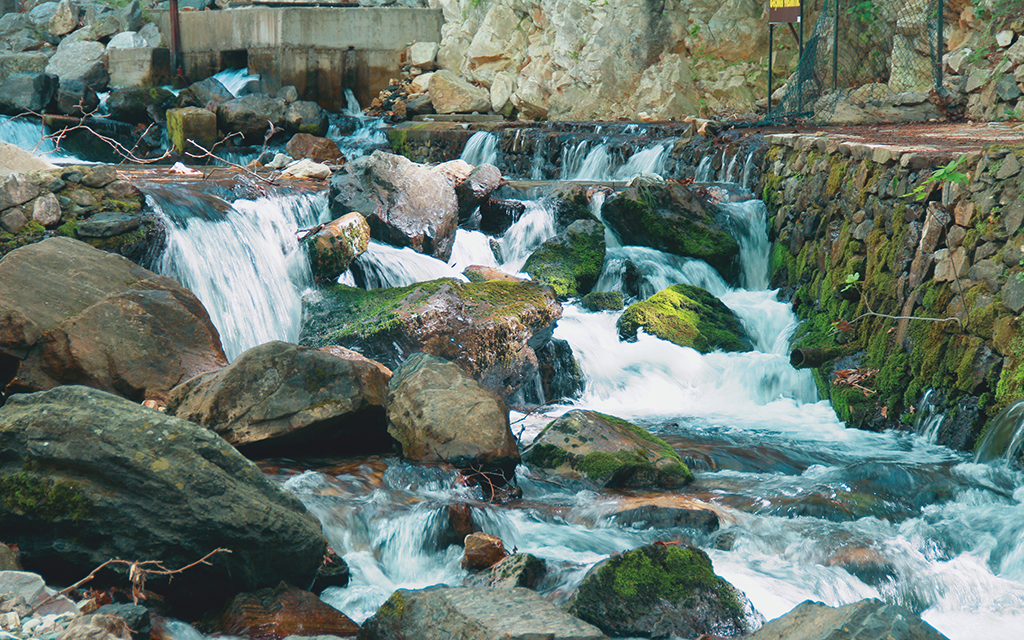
[567,543,754,638]
[106,87,176,125]
[580,291,623,311]
[523,219,605,299]
[602,182,739,283]
[0,385,327,616]
[523,409,692,489]
[548,182,599,231]
[617,283,750,353]
[306,212,370,284]
[299,278,564,404]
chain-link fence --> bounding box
[769,0,956,122]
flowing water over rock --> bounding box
[138,134,1024,640]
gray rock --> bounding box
[462,554,546,590]
[276,85,299,103]
[0,207,27,234]
[56,77,100,117]
[94,604,148,640]
[45,40,109,91]
[31,193,61,227]
[27,2,59,29]
[1002,274,1024,313]
[306,212,370,283]
[138,22,162,48]
[0,385,327,615]
[0,173,41,210]
[996,153,1021,180]
[852,219,874,241]
[76,212,142,238]
[80,165,116,188]
[996,74,1022,102]
[216,94,288,143]
[48,0,78,37]
[387,352,520,480]
[968,259,1003,293]
[106,31,148,50]
[167,340,391,457]
[744,598,947,640]
[106,87,175,124]
[284,100,328,136]
[331,150,458,261]
[118,0,142,32]
[0,52,52,85]
[455,163,502,221]
[0,72,58,114]
[360,586,607,640]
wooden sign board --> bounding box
[769,0,801,24]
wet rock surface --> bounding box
[617,283,752,353]
[744,598,948,640]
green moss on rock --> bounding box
[580,291,624,311]
[617,283,750,353]
[522,220,605,299]
[0,471,89,521]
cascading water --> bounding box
[353,241,468,289]
[460,131,499,166]
[328,89,388,160]
[212,68,261,97]
[145,183,329,360]
[147,129,1024,640]
[0,115,84,163]
[974,399,1024,465]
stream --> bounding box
[5,113,1024,640]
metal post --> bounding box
[936,0,944,91]
[797,2,804,115]
[169,0,182,77]
[768,24,774,118]
[832,0,840,92]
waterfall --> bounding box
[974,400,1024,464]
[695,155,714,182]
[353,241,468,289]
[212,68,261,97]
[742,150,757,190]
[329,89,388,160]
[0,115,83,163]
[460,131,499,166]
[146,184,328,360]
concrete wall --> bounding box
[153,7,443,111]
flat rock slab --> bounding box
[359,585,607,640]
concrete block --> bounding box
[108,47,171,88]
[166,106,217,155]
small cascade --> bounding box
[460,131,499,166]
[497,200,557,273]
[613,144,667,180]
[329,89,388,160]
[529,137,548,180]
[914,389,946,444]
[352,241,468,289]
[724,198,771,291]
[212,68,261,97]
[562,144,612,181]
[741,150,757,190]
[695,155,714,182]
[723,153,739,183]
[974,400,1024,464]
[448,229,500,273]
[588,191,620,248]
[147,184,328,360]
[0,115,82,162]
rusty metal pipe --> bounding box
[169,0,182,77]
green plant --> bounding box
[903,154,969,202]
[841,271,861,294]
[689,23,701,38]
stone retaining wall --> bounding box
[765,132,1024,453]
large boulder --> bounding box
[567,543,756,638]
[106,87,175,124]
[0,238,227,403]
[166,106,217,155]
[306,212,370,283]
[300,278,563,404]
[329,151,459,262]
[45,40,109,91]
[167,341,391,457]
[617,283,750,353]
[47,0,78,37]
[386,352,519,480]
[55,78,100,117]
[428,70,490,114]
[522,219,605,299]
[0,386,327,613]
[360,586,607,640]
[0,72,57,115]
[523,410,692,489]
[217,95,288,144]
[286,133,343,164]
[745,598,948,640]
[602,182,740,283]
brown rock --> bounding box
[31,193,61,227]
[428,70,490,114]
[462,532,507,571]
[218,583,359,640]
[447,503,478,543]
[464,553,546,590]
[307,212,370,283]
[1,238,227,402]
[286,133,344,164]
[318,345,393,377]
[463,265,525,283]
[0,543,21,570]
[57,614,132,640]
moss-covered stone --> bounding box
[602,183,740,283]
[567,543,749,638]
[580,291,623,311]
[524,410,692,488]
[0,470,89,521]
[617,283,750,353]
[522,219,605,299]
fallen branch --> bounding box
[29,548,232,613]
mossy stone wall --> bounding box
[766,133,1024,455]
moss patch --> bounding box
[0,471,89,521]
[522,221,605,299]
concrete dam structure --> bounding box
[153,7,444,110]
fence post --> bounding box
[832,0,839,92]
[936,0,944,91]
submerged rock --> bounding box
[387,353,519,481]
[359,586,607,640]
[523,409,692,489]
[0,386,327,614]
[522,219,605,299]
[617,283,751,353]
[744,598,947,640]
[0,237,227,403]
[567,543,755,638]
[300,278,564,404]
[580,291,624,311]
[462,553,546,591]
[167,341,391,458]
[602,182,739,283]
